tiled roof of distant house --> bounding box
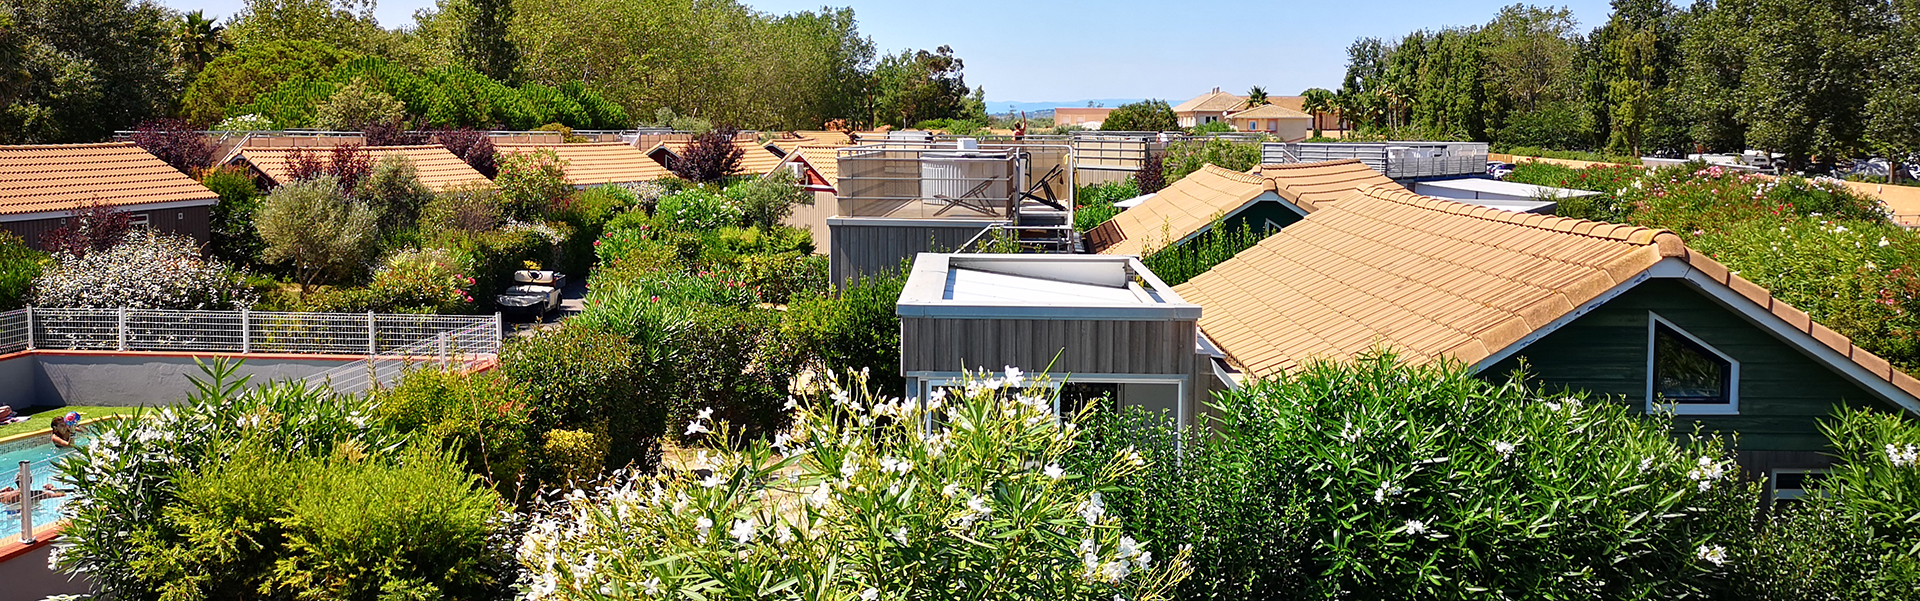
[1172,90,1251,113]
[645,139,787,177]
[494,142,672,185]
[1171,185,1920,411]
[0,143,217,218]
[237,145,492,191]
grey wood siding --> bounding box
[902,317,1197,376]
[1485,279,1899,469]
[829,220,992,288]
[2,205,210,251]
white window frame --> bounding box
[1645,311,1740,415]
[1769,468,1828,503]
[912,372,1187,431]
[128,213,151,227]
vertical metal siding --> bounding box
[829,220,994,288]
[900,317,1197,376]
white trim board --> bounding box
[0,198,218,223]
[1473,256,1920,415]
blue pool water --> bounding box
[0,433,89,541]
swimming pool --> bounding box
[0,433,89,541]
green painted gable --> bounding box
[1219,199,1304,237]
[1484,279,1899,465]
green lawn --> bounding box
[0,405,146,440]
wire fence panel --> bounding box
[304,322,500,395]
[3,307,499,357]
[0,309,26,354]
[30,308,121,350]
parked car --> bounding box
[496,270,566,317]
[1486,161,1515,179]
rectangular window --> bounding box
[1646,313,1740,414]
[128,213,150,227]
[1770,469,1828,506]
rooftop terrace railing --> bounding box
[0,307,501,357]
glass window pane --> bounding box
[1654,324,1729,403]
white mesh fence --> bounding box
[302,320,501,395]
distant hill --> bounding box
[990,99,1148,116]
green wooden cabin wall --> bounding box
[1484,279,1897,462]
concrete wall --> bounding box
[1,351,363,408]
[0,533,89,600]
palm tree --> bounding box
[1245,86,1270,108]
[1301,88,1335,138]
[173,11,231,76]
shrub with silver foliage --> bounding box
[32,232,255,309]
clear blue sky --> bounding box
[158,0,1616,104]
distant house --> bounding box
[233,144,493,191]
[1224,104,1313,141]
[1268,96,1343,132]
[765,131,854,158]
[1087,160,1400,257]
[1171,88,1249,128]
[1174,183,1920,487]
[494,142,673,187]
[1053,107,1114,128]
[896,252,1219,427]
[645,138,786,177]
[0,143,218,250]
[766,146,843,252]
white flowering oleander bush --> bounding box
[516,368,1192,601]
[1078,351,1759,600]
[656,188,742,231]
[1742,408,1920,598]
[52,359,515,601]
[31,231,256,309]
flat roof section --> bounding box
[1413,177,1597,214]
[897,253,1200,321]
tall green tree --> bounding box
[1740,0,1886,169]
[1301,87,1336,136]
[0,0,175,143]
[1867,0,1920,178]
[1100,99,1177,132]
[446,0,517,83]
[226,0,394,57]
[1594,0,1681,156]
[1477,4,1587,148]
[1245,86,1268,108]
[171,10,231,80]
[1674,0,1752,152]
[868,45,974,128]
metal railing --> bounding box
[302,320,500,395]
[0,307,500,357]
[1263,141,1489,179]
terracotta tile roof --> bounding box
[1171,185,1920,405]
[1258,159,1403,212]
[494,142,672,185]
[0,143,217,217]
[1088,164,1278,257]
[645,139,787,177]
[1226,104,1312,120]
[1172,90,1250,114]
[766,145,842,191]
[238,145,492,191]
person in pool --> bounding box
[0,484,66,505]
[49,414,77,448]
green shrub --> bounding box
[498,327,664,477]
[656,188,742,230]
[1074,180,1140,232]
[422,182,506,233]
[367,248,476,313]
[1079,351,1760,600]
[1141,221,1270,286]
[663,304,797,441]
[0,231,45,310]
[200,166,266,266]
[552,185,638,276]
[781,271,906,392]
[539,428,608,488]
[1743,408,1920,598]
[516,369,1193,601]
[434,228,557,311]
[55,359,512,600]
[362,154,434,232]
[911,117,987,135]
[1162,138,1260,184]
[734,252,828,304]
[724,172,815,230]
[158,444,504,601]
[496,149,573,221]
[1187,120,1233,135]
[256,175,380,288]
